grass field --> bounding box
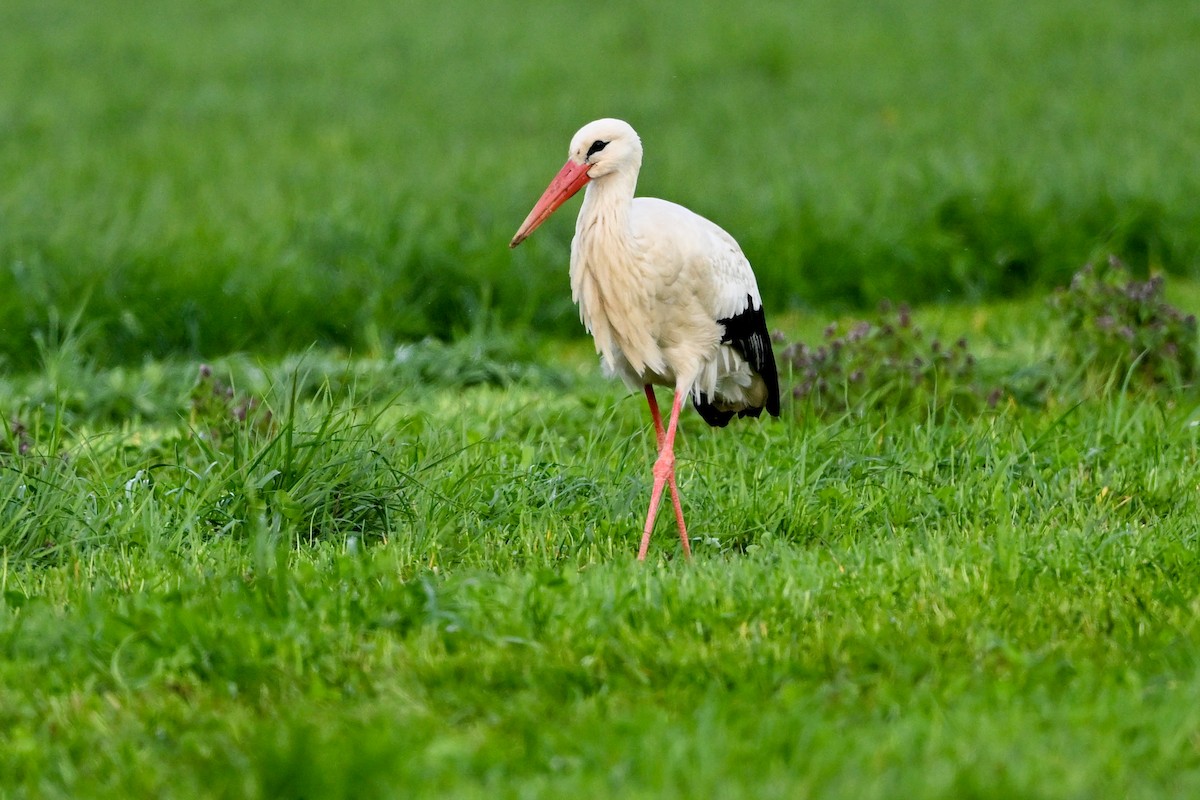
[4,0,1200,797]
[4,292,1200,797]
[2,0,1200,367]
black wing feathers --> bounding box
[691,294,782,428]
[692,394,736,427]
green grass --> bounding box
[3,0,1200,367]
[4,297,1200,797]
[5,1,1200,795]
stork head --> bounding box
[510,118,642,248]
[567,118,642,180]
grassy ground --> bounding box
[3,296,1200,797]
[2,0,1200,367]
[5,0,1200,796]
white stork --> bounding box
[510,118,780,560]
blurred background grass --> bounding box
[2,0,1198,369]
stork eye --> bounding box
[586,140,609,157]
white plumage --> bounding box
[511,118,780,560]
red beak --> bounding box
[509,159,592,248]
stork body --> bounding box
[511,119,780,560]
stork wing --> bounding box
[704,224,781,418]
[718,294,781,417]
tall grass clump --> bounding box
[1050,256,1198,391]
[781,302,1001,416]
[0,359,455,566]
[164,365,440,553]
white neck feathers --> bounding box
[569,169,663,378]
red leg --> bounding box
[643,384,666,449]
[638,389,692,561]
